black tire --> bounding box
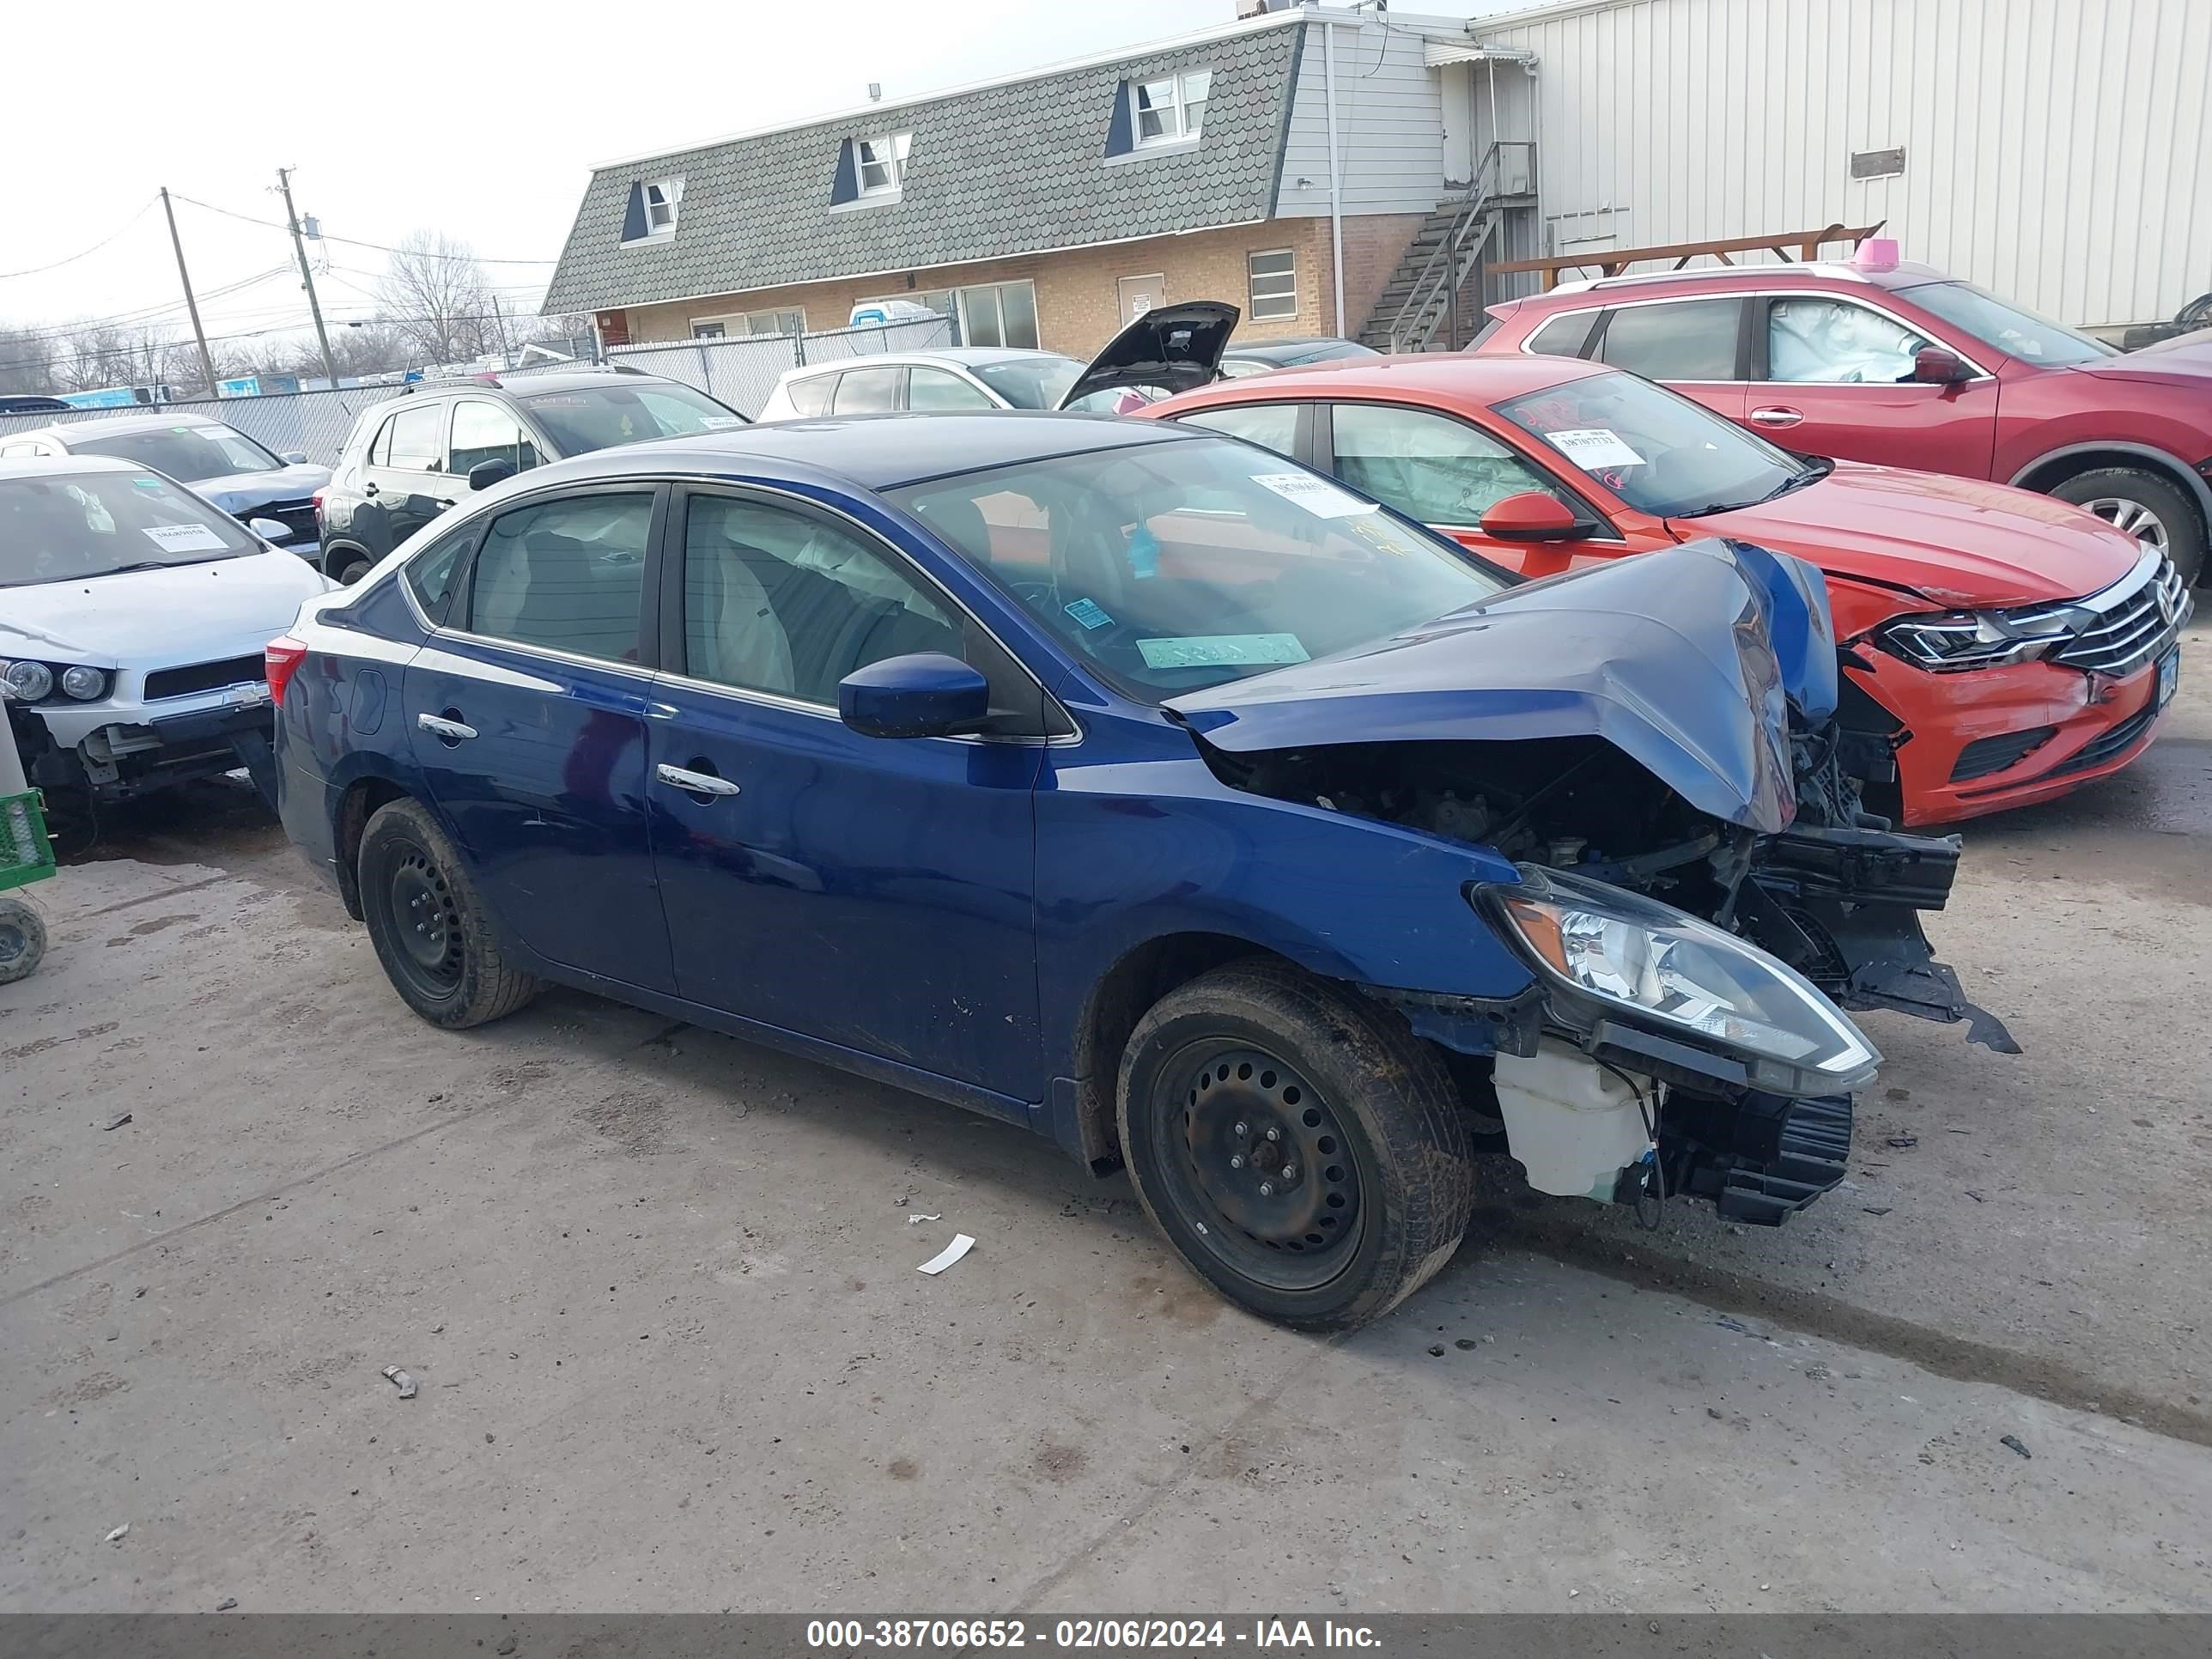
[357,797,539,1028]
[329,549,374,586]
[0,897,47,985]
[1115,958,1474,1332]
[2048,467,2206,587]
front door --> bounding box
[402,483,674,993]
[364,398,459,556]
[1749,295,1999,477]
[645,487,1044,1103]
[1118,274,1166,325]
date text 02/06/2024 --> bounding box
[804,1618,1382,1650]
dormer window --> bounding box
[1133,70,1209,146]
[857,133,911,196]
[622,177,683,246]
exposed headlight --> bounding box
[1480,866,1880,1091]
[60,665,109,701]
[2,659,54,702]
[1878,605,2074,672]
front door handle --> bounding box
[416,712,477,743]
[657,763,740,799]
[1748,405,1805,428]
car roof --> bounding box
[1521,259,1952,305]
[1152,350,1613,411]
[491,410,1201,493]
[0,453,148,483]
[427,369,685,398]
[781,349,1071,381]
[29,410,229,441]
[1224,337,1364,359]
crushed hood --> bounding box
[1168,538,1822,835]
[0,551,326,669]
[1060,301,1237,409]
[191,462,331,518]
[1676,463,2145,608]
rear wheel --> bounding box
[1116,959,1474,1331]
[358,797,538,1028]
[2049,467,2204,586]
[0,897,47,985]
[329,548,375,586]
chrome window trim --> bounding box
[1518,290,1994,381]
[646,667,1082,748]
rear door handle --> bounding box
[657,763,740,799]
[1748,406,1805,428]
[416,712,477,742]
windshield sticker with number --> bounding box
[1137,634,1310,670]
[1541,428,1646,470]
[141,523,229,553]
[1250,472,1376,519]
[1064,597,1114,630]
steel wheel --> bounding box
[376,841,465,1000]
[2080,495,2171,552]
[1158,1042,1364,1292]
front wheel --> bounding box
[358,797,539,1028]
[0,897,47,984]
[2049,467,2205,587]
[1116,960,1474,1331]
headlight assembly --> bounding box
[59,665,108,701]
[1480,866,1880,1093]
[1877,605,2074,672]
[1,659,54,702]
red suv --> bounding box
[1474,251,2212,586]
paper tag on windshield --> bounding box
[141,523,229,554]
[1138,634,1310,670]
[1541,428,1645,469]
[1251,472,1375,519]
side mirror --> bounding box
[247,516,293,544]
[282,450,310,465]
[468,459,517,491]
[1476,491,1593,544]
[838,653,990,739]
[1911,346,1973,385]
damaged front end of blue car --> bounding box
[1170,538,2013,1225]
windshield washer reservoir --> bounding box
[1493,1038,1657,1201]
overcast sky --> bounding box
[2,0,1511,360]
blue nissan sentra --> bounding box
[270,412,2006,1330]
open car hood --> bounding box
[1059,301,1238,410]
[1167,538,1836,836]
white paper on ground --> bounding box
[915,1234,975,1275]
[907,1212,942,1224]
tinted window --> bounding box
[831,368,902,414]
[907,367,996,410]
[1,469,257,586]
[466,492,653,662]
[1177,403,1300,459]
[404,526,474,624]
[1595,299,1741,379]
[889,436,1510,703]
[1331,404,1564,526]
[785,374,836,417]
[520,382,745,453]
[384,404,447,471]
[68,422,282,482]
[368,415,396,466]
[447,400,541,475]
[1526,311,1600,357]
[681,495,963,706]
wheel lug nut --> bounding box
[1265,1127,1280,1142]
[1233,1121,1248,1136]
[1229,1154,1244,1170]
[1259,1182,1275,1197]
[1280,1164,1297,1181]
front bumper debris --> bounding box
[1659,1090,1854,1226]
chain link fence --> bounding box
[0,315,955,466]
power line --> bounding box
[0,266,298,344]
[0,197,158,280]
[0,307,574,375]
[169,192,559,265]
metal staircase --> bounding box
[1361,142,1535,355]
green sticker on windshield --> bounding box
[1137,634,1310,671]
[132,476,165,490]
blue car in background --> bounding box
[270,413,2004,1329]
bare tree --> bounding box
[377,232,494,367]
[0,324,59,396]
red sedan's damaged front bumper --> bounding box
[1849,646,2178,826]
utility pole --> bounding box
[276,167,340,388]
[159,188,218,398]
[490,293,514,366]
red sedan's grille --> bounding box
[2051,556,2190,677]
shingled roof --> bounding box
[544,17,1307,314]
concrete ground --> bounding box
[1,618,2207,1613]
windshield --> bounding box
[971,356,1084,409]
[888,434,1510,702]
[1494,370,1810,518]
[70,422,283,482]
[1901,280,2115,365]
[520,382,747,453]
[0,469,258,587]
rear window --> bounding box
[520,382,747,453]
[785,374,835,417]
[1525,311,1599,358]
[1595,298,1742,380]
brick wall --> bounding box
[617,219,1370,358]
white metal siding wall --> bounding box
[1278,20,1453,218]
[1478,0,2212,327]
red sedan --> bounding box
[1144,354,2190,827]
[1471,251,2212,586]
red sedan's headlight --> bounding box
[1876,607,2074,672]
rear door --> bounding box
[1749,294,1998,475]
[1589,297,1749,423]
[644,484,1047,1103]
[402,483,674,993]
[365,399,458,554]
[829,367,904,413]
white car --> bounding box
[2,455,328,817]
